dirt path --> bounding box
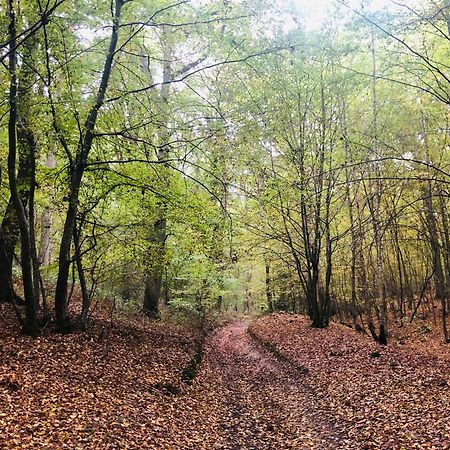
[178,319,351,450]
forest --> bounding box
[1,0,450,448]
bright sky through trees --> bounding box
[291,0,415,30]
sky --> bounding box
[289,0,411,30]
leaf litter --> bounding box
[1,305,449,449]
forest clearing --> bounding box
[1,0,450,448]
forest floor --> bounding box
[249,314,450,450]
[1,306,450,449]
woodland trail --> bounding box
[174,320,352,450]
[2,311,448,449]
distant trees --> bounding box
[0,0,268,333]
[0,0,449,342]
[228,2,450,342]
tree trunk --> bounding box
[0,199,22,303]
[0,34,37,305]
[265,261,274,313]
[143,218,165,319]
[54,0,123,332]
[370,26,387,345]
[345,156,359,326]
[310,78,329,329]
[6,0,38,336]
[421,112,449,342]
[424,190,449,341]
[73,224,90,330]
[39,152,56,268]
[141,29,173,318]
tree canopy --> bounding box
[0,0,449,343]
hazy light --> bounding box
[291,0,407,31]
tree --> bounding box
[5,0,38,336]
[53,0,124,332]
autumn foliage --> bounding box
[250,314,450,449]
[2,307,449,449]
